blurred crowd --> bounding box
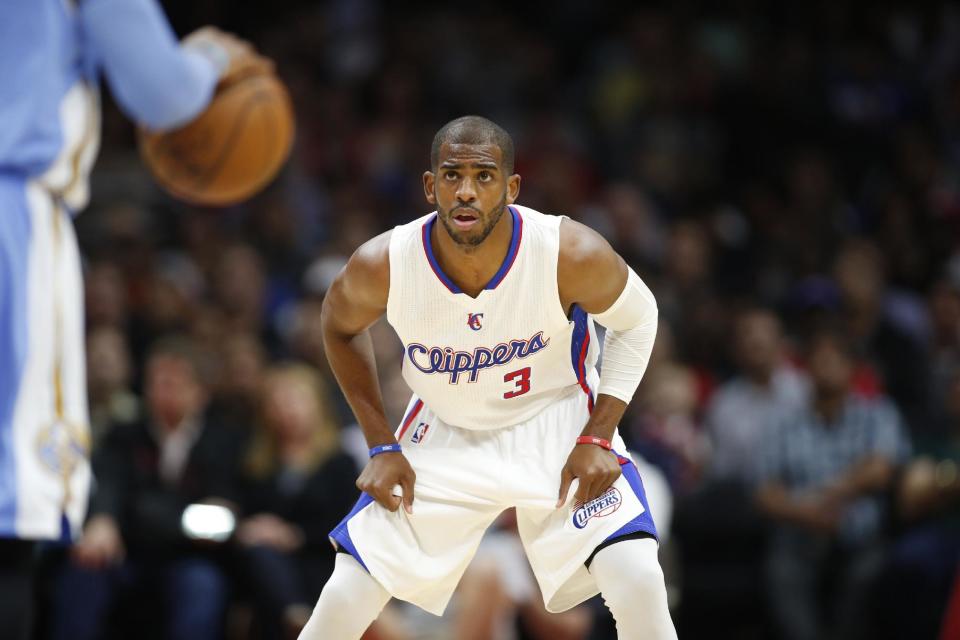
[33,1,960,639]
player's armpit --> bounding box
[557,218,628,316]
[322,230,392,337]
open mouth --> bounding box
[452,209,479,229]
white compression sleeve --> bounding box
[299,553,391,640]
[592,268,658,404]
[589,538,678,639]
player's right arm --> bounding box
[321,230,416,514]
[79,1,266,131]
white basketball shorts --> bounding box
[329,386,658,615]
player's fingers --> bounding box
[375,485,400,512]
[182,26,218,46]
[388,495,402,512]
[575,476,595,504]
[594,469,616,496]
[400,475,415,515]
[556,468,574,508]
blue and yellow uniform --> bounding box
[0,0,219,541]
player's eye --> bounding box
[478,171,492,182]
[444,171,459,180]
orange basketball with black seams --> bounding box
[139,68,294,207]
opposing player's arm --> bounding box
[556,219,659,507]
[321,231,416,514]
[80,1,267,130]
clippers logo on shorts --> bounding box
[411,422,430,444]
[467,313,483,331]
[406,331,550,384]
[572,487,623,529]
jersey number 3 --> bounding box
[503,367,531,399]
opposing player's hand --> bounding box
[557,444,621,508]
[357,452,416,514]
[182,26,273,84]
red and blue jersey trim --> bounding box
[422,220,460,293]
[422,206,523,294]
[484,206,523,289]
[570,304,595,413]
[396,398,424,441]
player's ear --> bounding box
[506,173,521,205]
[423,171,436,205]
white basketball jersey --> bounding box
[386,204,600,430]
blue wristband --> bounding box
[369,443,402,458]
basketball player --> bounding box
[0,2,263,637]
[301,116,678,639]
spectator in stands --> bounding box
[671,309,806,636]
[756,327,910,640]
[928,279,960,427]
[234,363,358,639]
[207,331,268,431]
[51,337,243,640]
[284,298,327,368]
[878,369,960,638]
[212,243,269,339]
[627,326,707,496]
[833,240,932,432]
[705,308,808,484]
[86,325,140,447]
[84,261,130,331]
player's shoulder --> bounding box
[511,203,562,229]
[353,228,393,263]
[557,217,618,271]
[342,229,392,294]
[556,217,627,312]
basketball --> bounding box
[138,67,294,207]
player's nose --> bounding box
[455,177,477,202]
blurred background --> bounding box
[39,1,960,639]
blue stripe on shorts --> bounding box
[603,452,659,543]
[329,492,375,572]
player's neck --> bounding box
[433,209,514,297]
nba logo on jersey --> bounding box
[467,313,483,331]
[411,422,430,444]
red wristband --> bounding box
[576,435,612,450]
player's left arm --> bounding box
[556,218,658,507]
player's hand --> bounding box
[557,444,621,508]
[357,451,416,514]
[182,26,273,84]
[71,514,126,571]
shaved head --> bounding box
[431,116,515,174]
